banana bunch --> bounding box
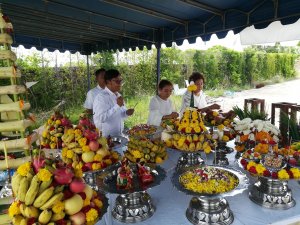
[41,112,72,149]
[10,169,65,224]
[124,137,167,164]
[61,132,83,154]
[165,132,216,153]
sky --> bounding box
[13,31,299,67]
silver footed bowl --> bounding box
[172,165,249,198]
[109,136,128,149]
[97,163,166,194]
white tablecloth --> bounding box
[97,144,300,225]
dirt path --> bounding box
[214,78,300,121]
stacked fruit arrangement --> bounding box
[164,108,216,153]
[61,115,119,173]
[124,137,167,164]
[127,124,157,137]
[41,112,72,149]
[8,158,106,225]
[204,109,236,127]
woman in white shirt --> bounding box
[180,72,220,115]
[147,80,179,126]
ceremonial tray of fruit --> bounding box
[61,115,120,175]
[97,159,166,194]
[40,112,73,149]
[239,156,300,180]
[8,158,108,225]
[124,137,167,164]
[108,136,128,149]
[172,165,248,197]
[125,124,162,139]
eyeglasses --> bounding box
[111,79,123,84]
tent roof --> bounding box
[2,0,300,54]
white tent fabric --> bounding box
[240,19,300,45]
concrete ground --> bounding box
[213,78,300,124]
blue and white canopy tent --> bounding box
[1,0,300,86]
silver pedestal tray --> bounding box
[249,177,295,209]
[110,136,128,150]
[97,163,166,223]
[213,142,232,166]
[83,162,121,191]
[172,165,249,225]
[178,152,205,169]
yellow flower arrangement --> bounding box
[290,168,300,178]
[86,208,99,222]
[17,162,31,176]
[37,168,52,182]
[255,164,266,175]
[78,137,87,147]
[52,201,65,214]
[8,201,20,217]
[278,169,290,179]
[187,82,197,92]
[66,150,74,159]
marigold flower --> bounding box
[94,198,103,208]
[17,162,31,176]
[52,201,65,214]
[78,137,87,147]
[86,208,99,222]
[37,168,52,181]
[66,150,74,159]
[8,201,20,218]
[82,145,90,152]
[278,169,289,179]
[93,154,103,162]
[187,82,197,92]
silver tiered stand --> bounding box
[213,141,234,166]
[249,176,295,209]
[97,164,166,223]
[172,165,249,225]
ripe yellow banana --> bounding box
[51,211,65,221]
[33,186,54,208]
[38,178,53,195]
[11,172,22,197]
[18,177,29,202]
[19,203,27,217]
[40,192,64,210]
[25,175,41,205]
[24,206,39,218]
[19,218,27,225]
[38,210,52,224]
[12,215,24,225]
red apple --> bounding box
[89,141,99,151]
[70,178,86,193]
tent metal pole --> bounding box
[87,54,91,91]
[156,44,161,94]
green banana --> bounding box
[54,185,65,194]
[25,175,41,205]
[18,177,29,202]
[38,178,53,195]
[40,192,64,210]
[24,206,39,218]
[33,186,54,208]
[26,172,34,183]
[38,210,52,224]
[11,172,22,197]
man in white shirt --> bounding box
[83,68,106,114]
[93,69,134,137]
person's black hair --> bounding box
[95,68,106,77]
[158,79,173,89]
[188,72,205,83]
[104,69,120,82]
